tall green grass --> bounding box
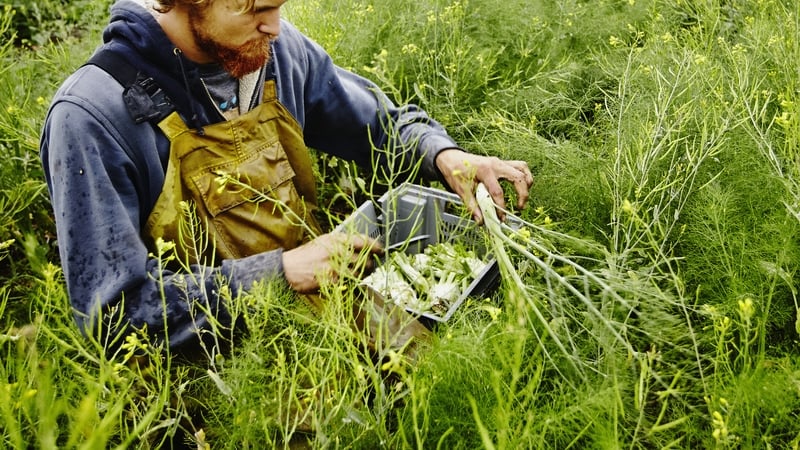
[2,0,800,448]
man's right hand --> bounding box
[281,232,383,293]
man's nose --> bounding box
[257,10,281,37]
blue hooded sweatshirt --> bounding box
[40,0,460,354]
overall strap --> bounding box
[84,49,176,125]
[83,49,181,227]
[85,49,138,86]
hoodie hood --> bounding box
[100,0,225,128]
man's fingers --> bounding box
[514,178,531,209]
[463,190,482,224]
[510,159,534,185]
[480,177,507,222]
[349,233,383,255]
[508,161,533,209]
[492,159,533,210]
[337,233,383,279]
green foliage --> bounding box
[8,0,112,48]
[1,264,188,449]
[0,3,98,326]
[4,0,800,448]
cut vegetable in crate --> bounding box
[361,241,490,317]
[361,264,420,310]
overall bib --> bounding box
[144,80,319,264]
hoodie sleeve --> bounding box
[40,67,282,355]
[273,22,460,183]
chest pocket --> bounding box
[191,140,294,217]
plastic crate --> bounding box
[335,183,504,328]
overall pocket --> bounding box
[185,139,307,259]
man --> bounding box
[40,0,533,355]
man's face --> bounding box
[187,0,285,78]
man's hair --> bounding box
[153,0,258,14]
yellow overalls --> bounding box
[144,80,319,264]
[142,78,429,357]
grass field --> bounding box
[2,0,800,448]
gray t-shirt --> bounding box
[198,64,239,116]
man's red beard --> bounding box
[189,10,273,78]
[200,37,272,78]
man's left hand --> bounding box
[435,148,533,223]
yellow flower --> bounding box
[693,54,707,65]
[738,297,754,321]
[401,44,419,55]
[354,364,366,383]
[775,111,792,128]
[621,199,635,214]
[711,410,729,442]
[381,350,404,374]
[155,237,176,256]
[122,333,141,362]
[481,305,502,321]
